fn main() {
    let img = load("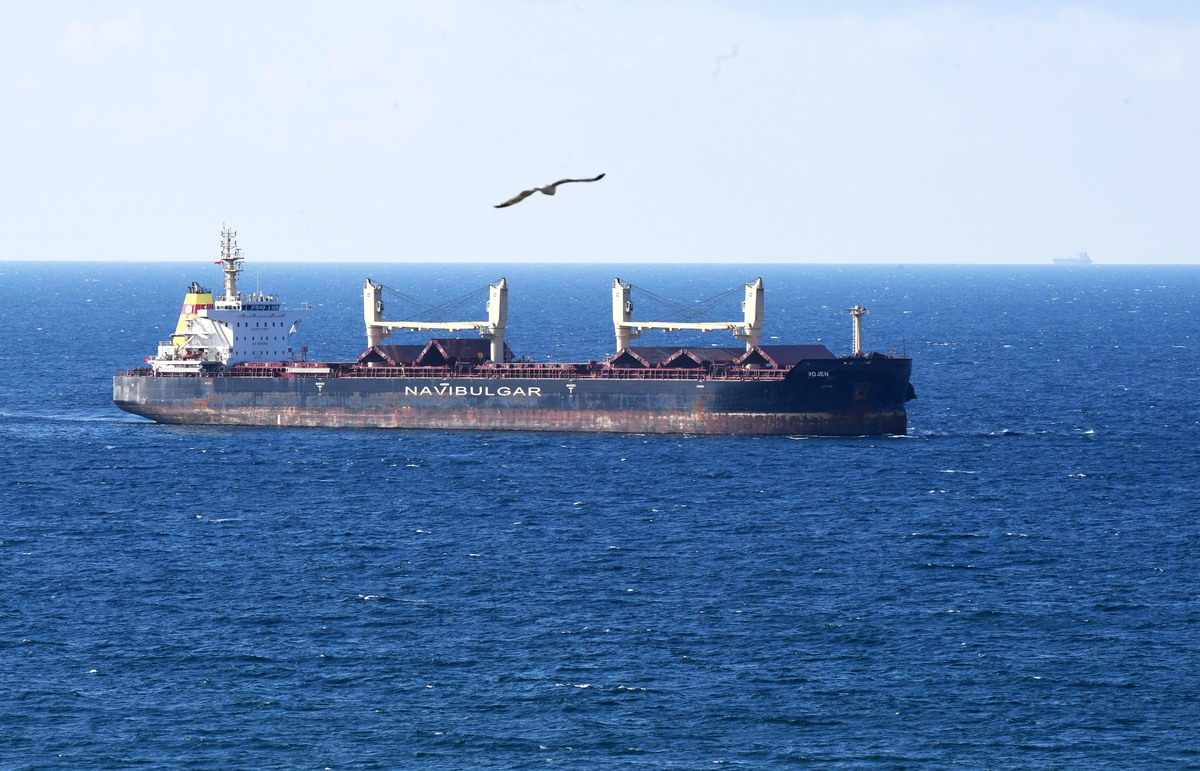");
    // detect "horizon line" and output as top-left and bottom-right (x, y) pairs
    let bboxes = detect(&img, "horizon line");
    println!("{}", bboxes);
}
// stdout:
(2, 258), (1198, 267)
